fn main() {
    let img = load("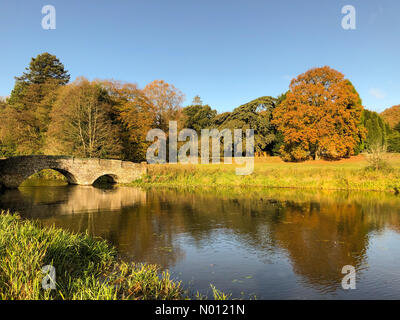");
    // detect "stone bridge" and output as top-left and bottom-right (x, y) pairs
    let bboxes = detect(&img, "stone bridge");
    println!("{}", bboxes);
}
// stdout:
(0, 156), (147, 189)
